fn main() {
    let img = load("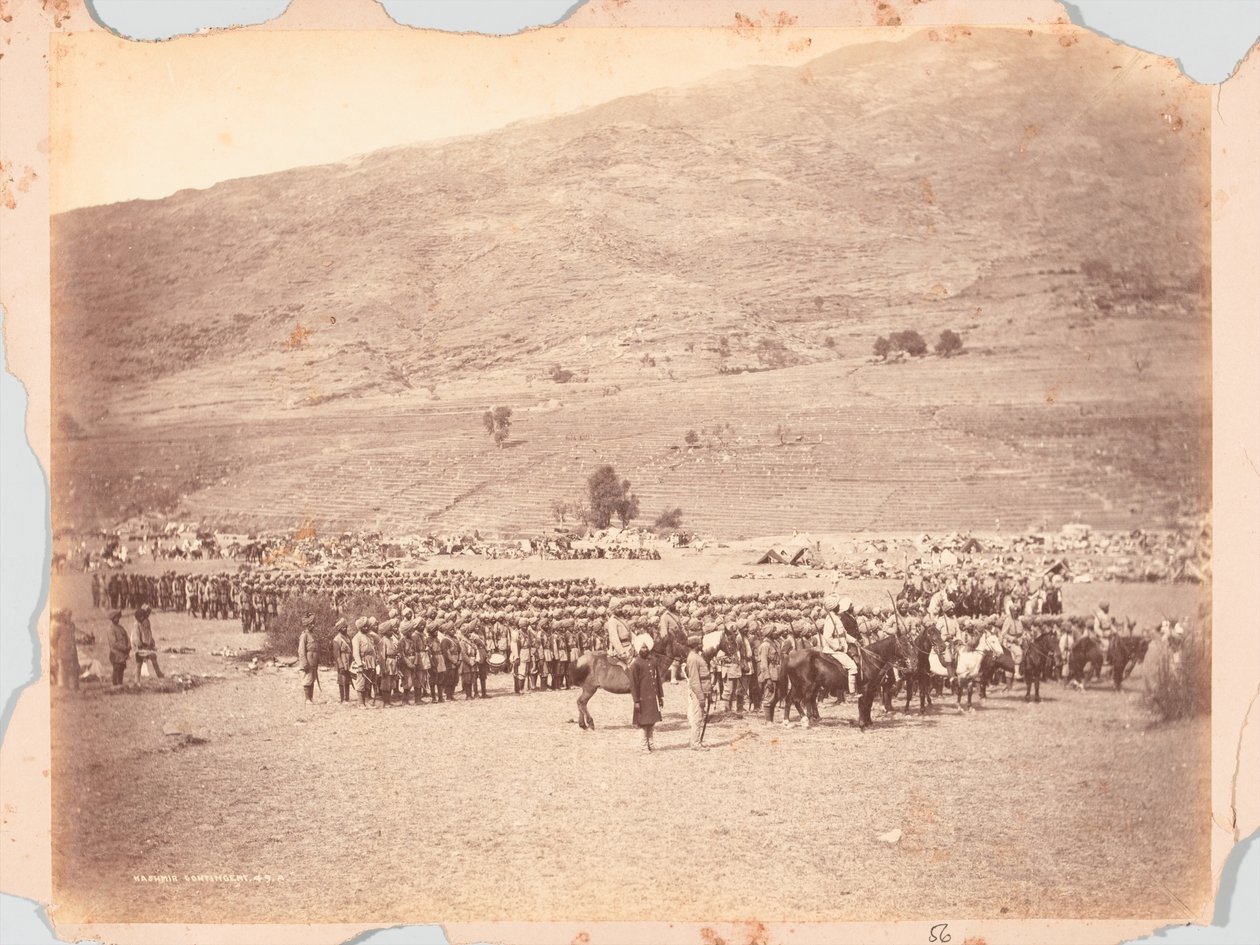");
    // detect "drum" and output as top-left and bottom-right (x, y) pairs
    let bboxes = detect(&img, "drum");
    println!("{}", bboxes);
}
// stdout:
(488, 652), (508, 673)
